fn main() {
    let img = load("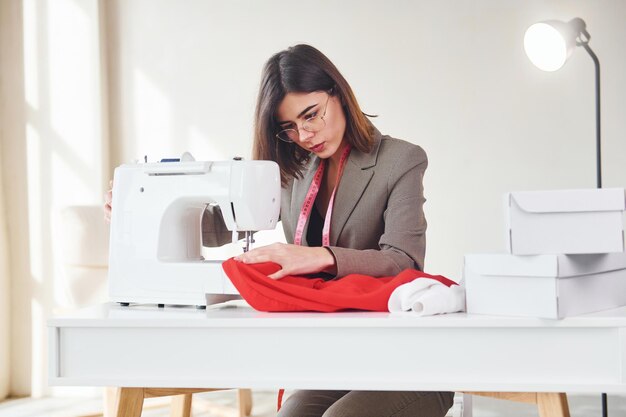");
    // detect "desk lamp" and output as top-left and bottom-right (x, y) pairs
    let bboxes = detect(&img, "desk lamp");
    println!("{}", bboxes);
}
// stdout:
(524, 17), (608, 417)
(523, 17), (602, 188)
